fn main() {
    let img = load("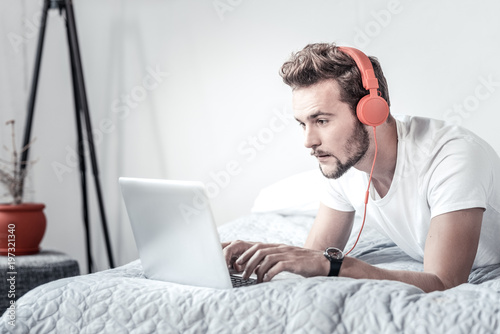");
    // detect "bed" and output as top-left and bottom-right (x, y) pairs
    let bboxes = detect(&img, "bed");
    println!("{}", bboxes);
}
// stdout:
(2, 170), (500, 333)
